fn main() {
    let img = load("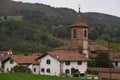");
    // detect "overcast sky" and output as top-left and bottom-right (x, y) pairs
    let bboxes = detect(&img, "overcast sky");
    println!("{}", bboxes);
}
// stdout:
(13, 0), (120, 17)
